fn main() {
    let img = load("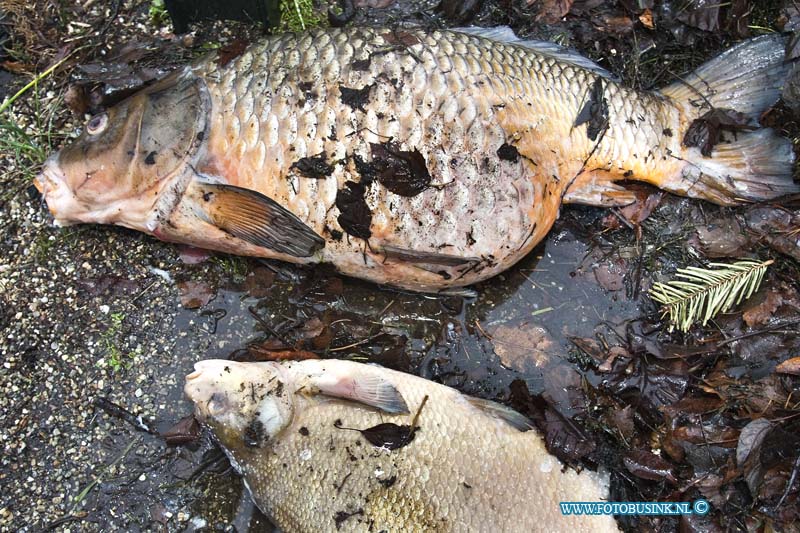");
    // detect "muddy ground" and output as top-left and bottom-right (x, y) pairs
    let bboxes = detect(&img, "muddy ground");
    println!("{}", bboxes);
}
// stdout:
(1, 0), (799, 532)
